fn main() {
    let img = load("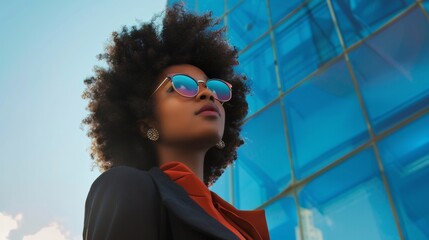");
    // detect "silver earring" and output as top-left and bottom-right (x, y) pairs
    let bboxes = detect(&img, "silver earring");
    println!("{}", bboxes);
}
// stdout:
(216, 139), (225, 149)
(146, 128), (159, 141)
